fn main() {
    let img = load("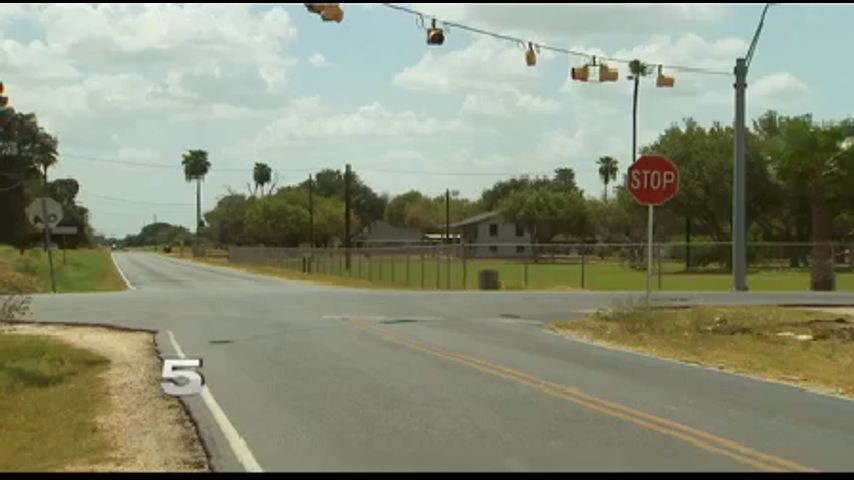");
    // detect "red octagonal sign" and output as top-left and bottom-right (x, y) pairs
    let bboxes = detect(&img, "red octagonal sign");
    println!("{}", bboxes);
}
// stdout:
(627, 155), (679, 206)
